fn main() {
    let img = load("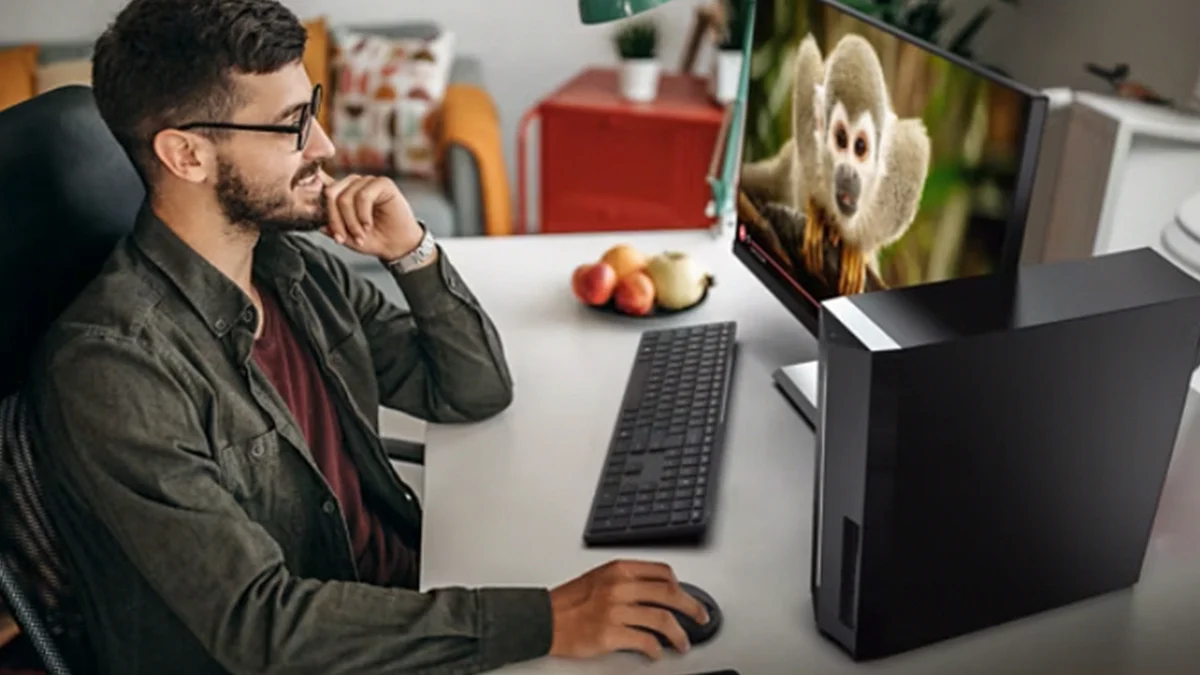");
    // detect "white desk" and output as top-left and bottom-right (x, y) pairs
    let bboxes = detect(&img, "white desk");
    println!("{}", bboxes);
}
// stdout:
(364, 230), (1200, 675)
